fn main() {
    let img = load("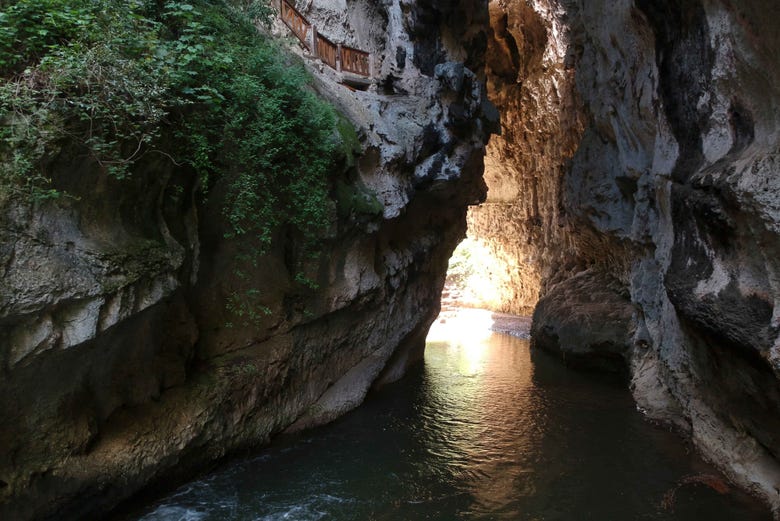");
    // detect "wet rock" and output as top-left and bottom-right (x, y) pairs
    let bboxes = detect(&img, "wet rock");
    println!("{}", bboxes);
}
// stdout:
(473, 0), (780, 512)
(531, 269), (635, 374)
(0, 1), (495, 519)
